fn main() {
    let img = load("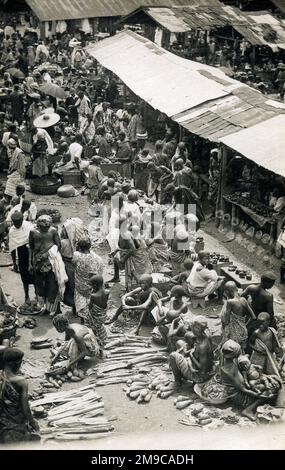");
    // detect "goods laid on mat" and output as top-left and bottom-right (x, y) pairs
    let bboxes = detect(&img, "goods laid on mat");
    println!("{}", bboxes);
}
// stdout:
(88, 333), (168, 386)
(31, 385), (114, 441)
